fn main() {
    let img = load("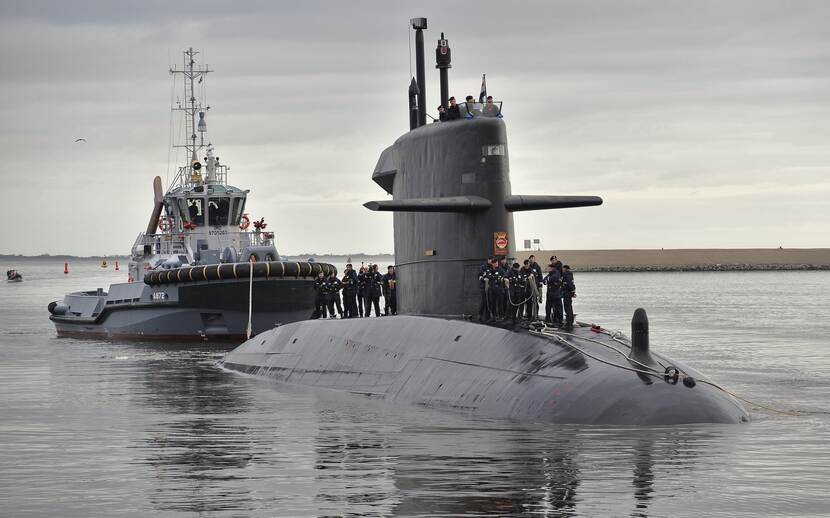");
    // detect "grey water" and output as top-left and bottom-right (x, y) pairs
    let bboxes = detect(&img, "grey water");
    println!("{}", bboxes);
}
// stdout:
(1, 258), (828, 517)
